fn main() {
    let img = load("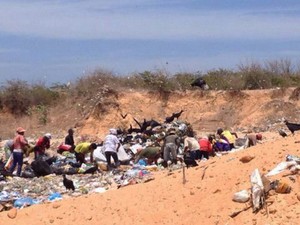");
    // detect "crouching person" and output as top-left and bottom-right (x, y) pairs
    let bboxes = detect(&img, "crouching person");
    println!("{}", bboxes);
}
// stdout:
(74, 142), (97, 164)
(246, 133), (262, 147)
(162, 129), (180, 164)
(33, 133), (52, 160)
(198, 135), (212, 160)
(134, 146), (161, 165)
